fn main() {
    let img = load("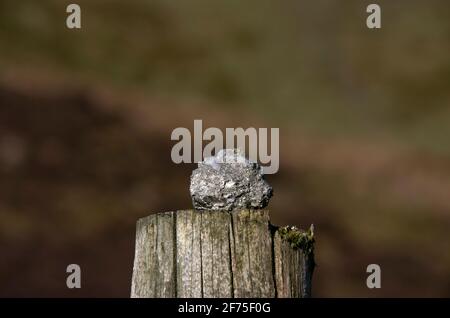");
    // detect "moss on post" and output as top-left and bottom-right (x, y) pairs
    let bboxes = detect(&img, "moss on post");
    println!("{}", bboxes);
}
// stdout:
(278, 225), (315, 254)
